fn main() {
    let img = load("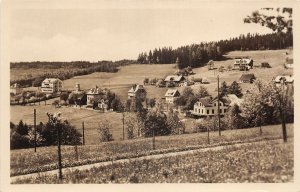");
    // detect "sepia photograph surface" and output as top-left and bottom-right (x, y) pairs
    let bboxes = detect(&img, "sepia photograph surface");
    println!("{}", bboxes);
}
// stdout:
(1, 0), (300, 191)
